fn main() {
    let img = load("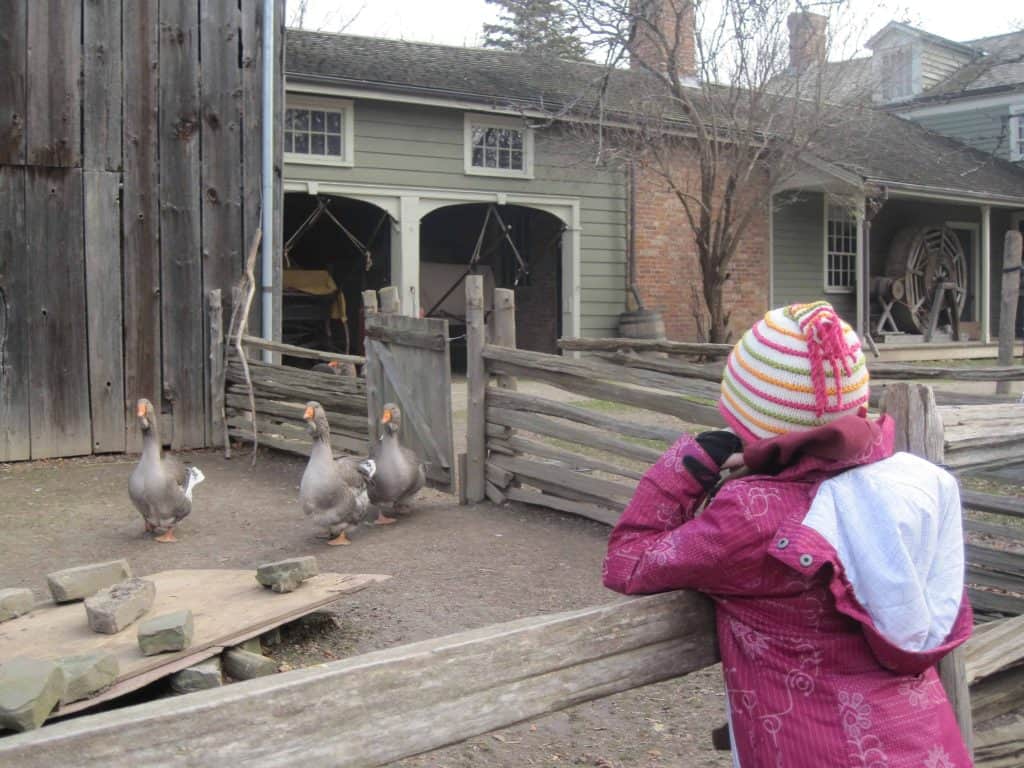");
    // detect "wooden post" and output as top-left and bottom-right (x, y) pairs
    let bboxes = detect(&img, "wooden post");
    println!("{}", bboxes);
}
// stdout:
(493, 288), (517, 391)
(996, 231), (1022, 395)
(465, 275), (486, 503)
(379, 286), (400, 316)
(208, 290), (227, 455)
(881, 382), (972, 756)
